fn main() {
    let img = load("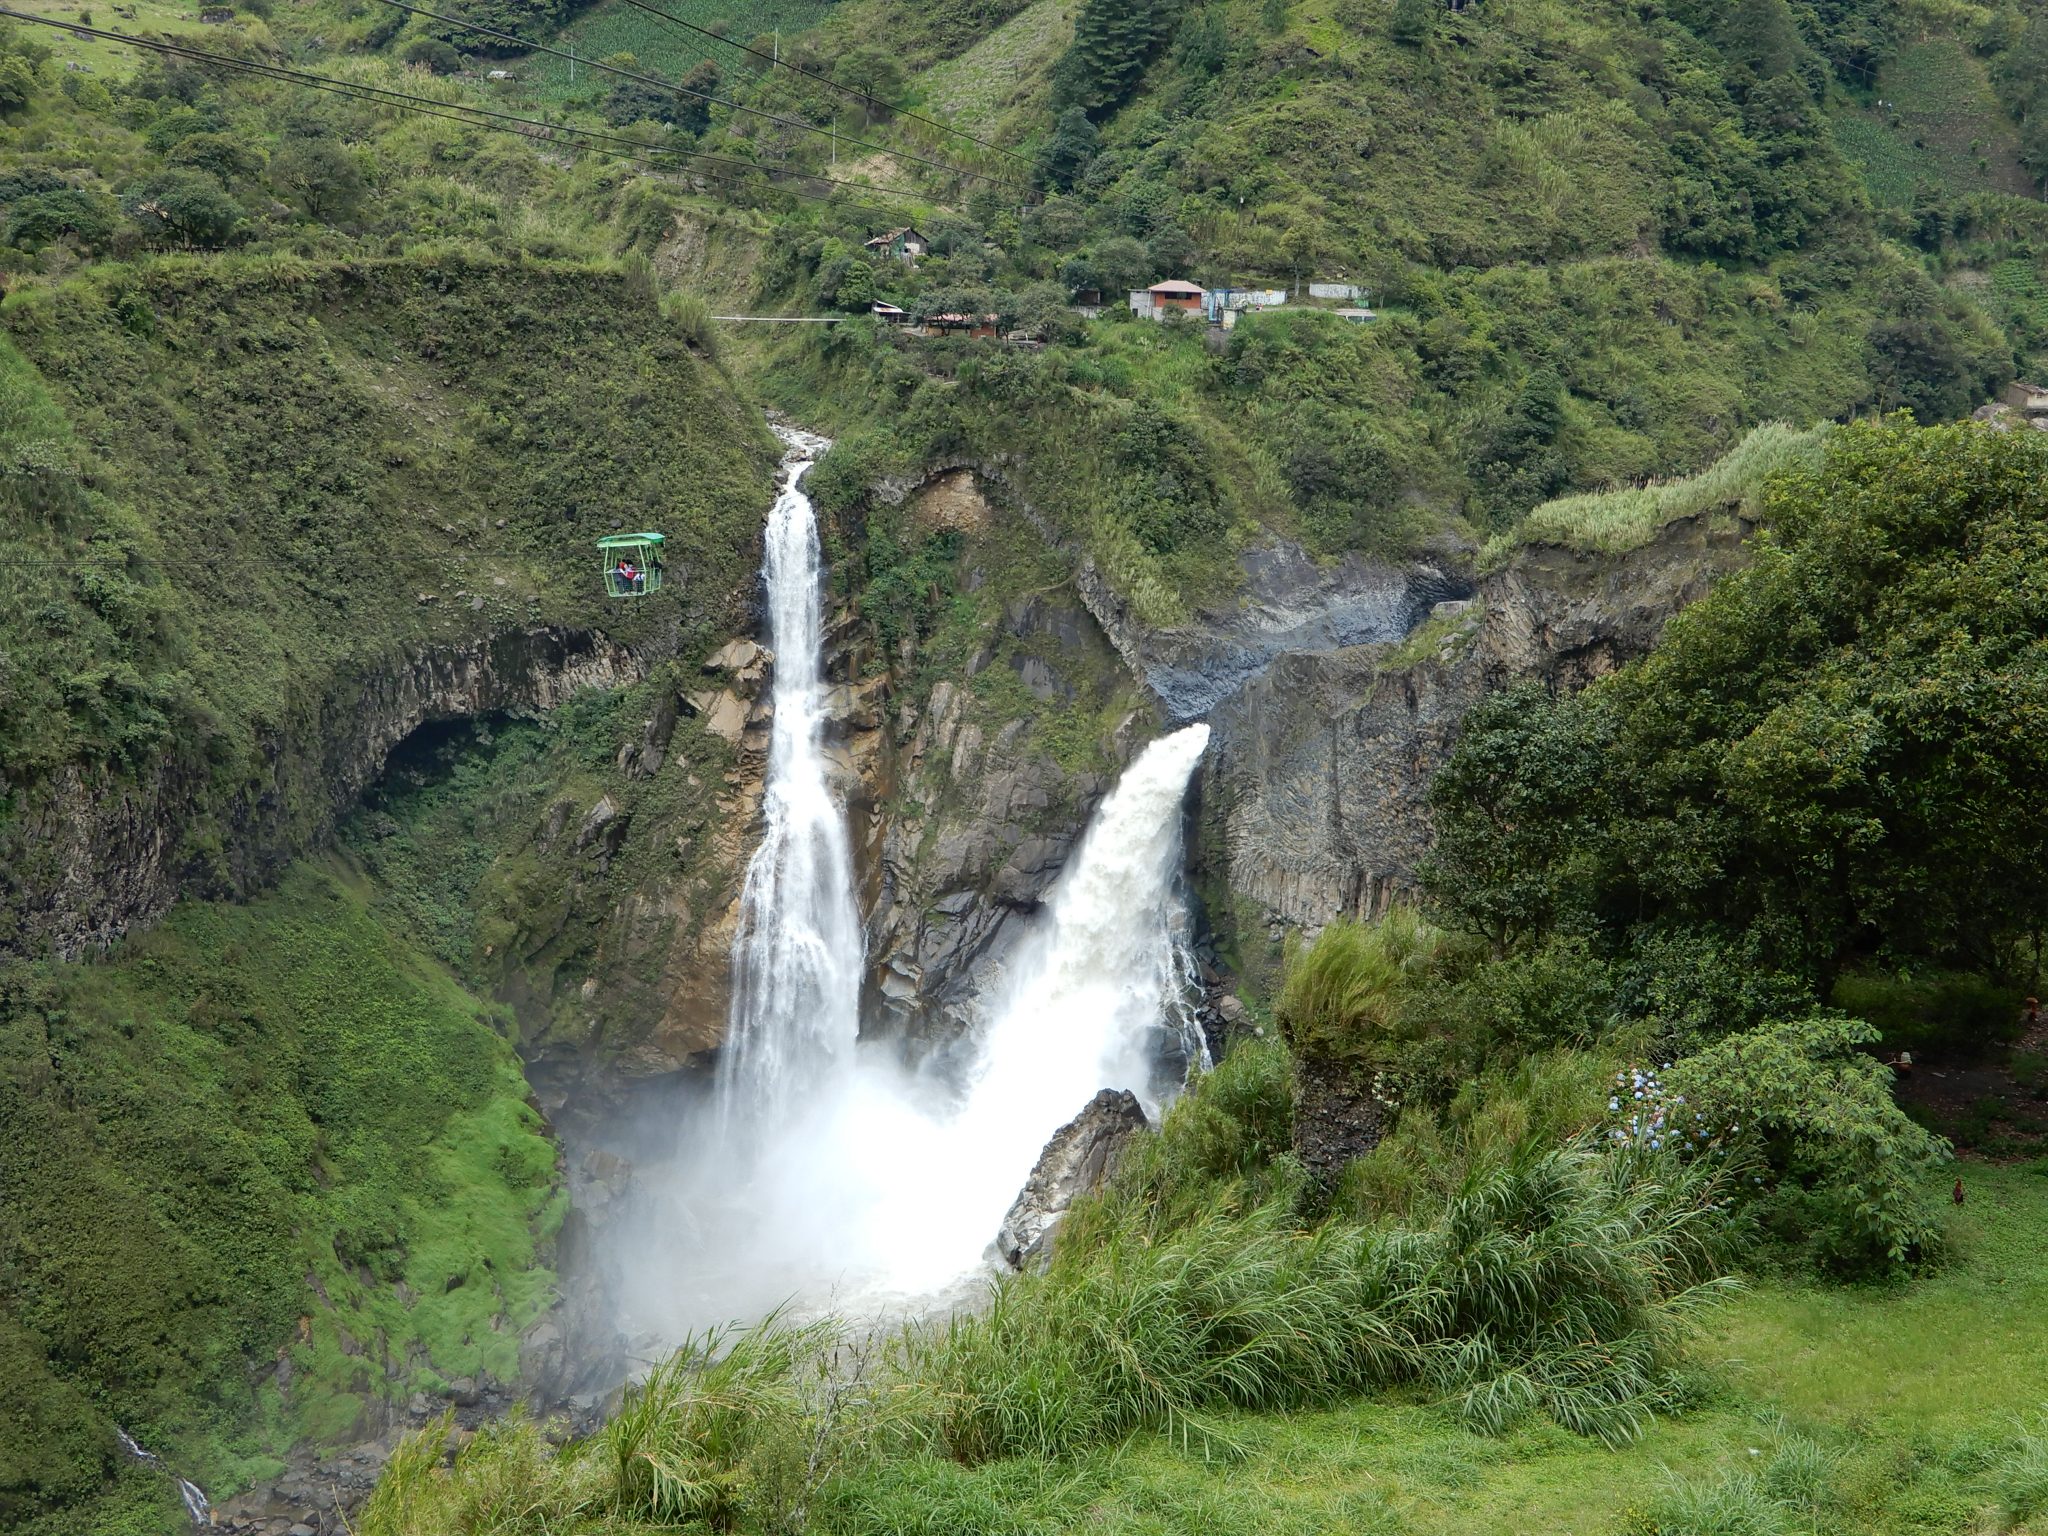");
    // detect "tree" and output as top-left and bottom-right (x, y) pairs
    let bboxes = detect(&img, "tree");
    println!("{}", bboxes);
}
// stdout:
(121, 168), (244, 248)
(269, 140), (365, 222)
(1390, 0), (1434, 46)
(675, 60), (721, 136)
(401, 36), (462, 74)
(831, 45), (902, 116)
(5, 188), (119, 253)
(1147, 225), (1199, 280)
(0, 55), (36, 116)
(1051, 0), (1178, 117)
(167, 131), (265, 186)
(1090, 234), (1152, 295)
(1038, 107), (1099, 193)
(1714, 0), (1804, 89)
(1423, 682), (1611, 953)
